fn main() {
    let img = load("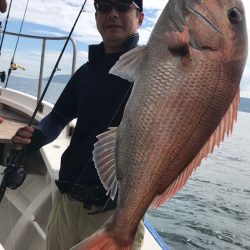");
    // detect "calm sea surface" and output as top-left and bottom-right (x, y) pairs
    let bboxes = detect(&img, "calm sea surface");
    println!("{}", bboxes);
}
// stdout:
(146, 111), (250, 250)
(6, 79), (250, 250)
